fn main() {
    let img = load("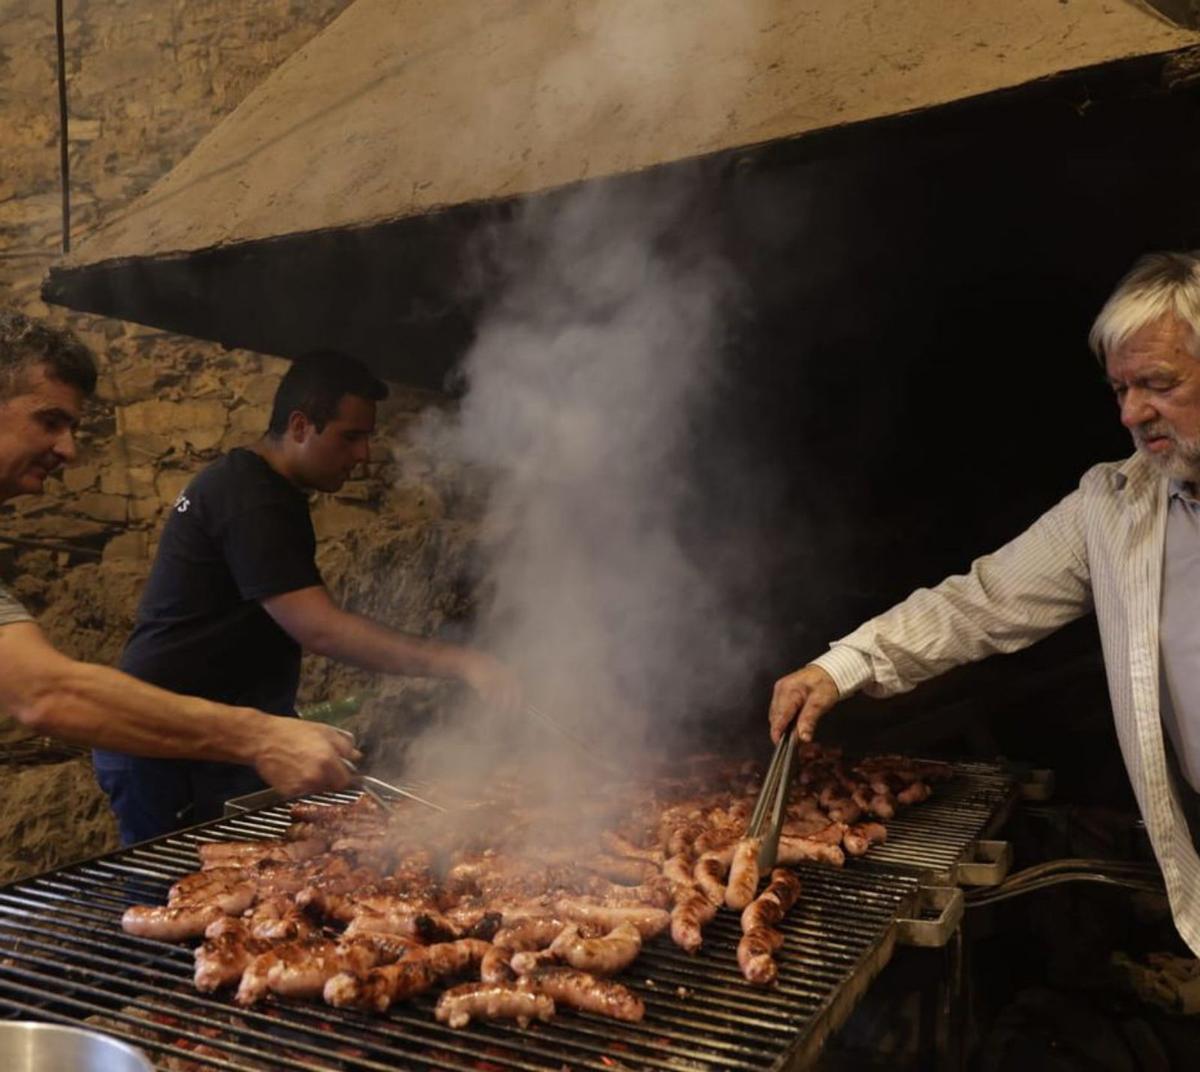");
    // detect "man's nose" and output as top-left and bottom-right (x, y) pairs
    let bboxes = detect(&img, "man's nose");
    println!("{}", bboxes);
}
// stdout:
(55, 429), (78, 462)
(1120, 389), (1155, 429)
